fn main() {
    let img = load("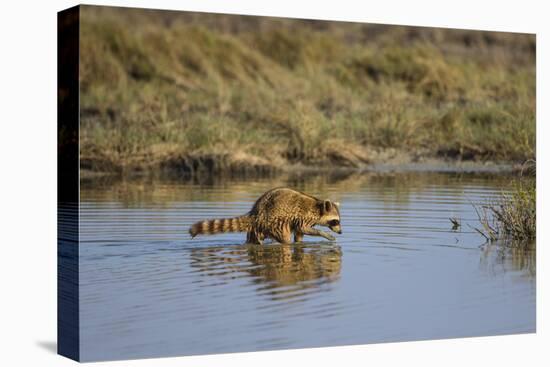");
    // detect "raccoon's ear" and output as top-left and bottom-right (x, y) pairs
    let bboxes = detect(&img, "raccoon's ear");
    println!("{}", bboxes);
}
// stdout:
(334, 202), (340, 208)
(323, 200), (332, 213)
